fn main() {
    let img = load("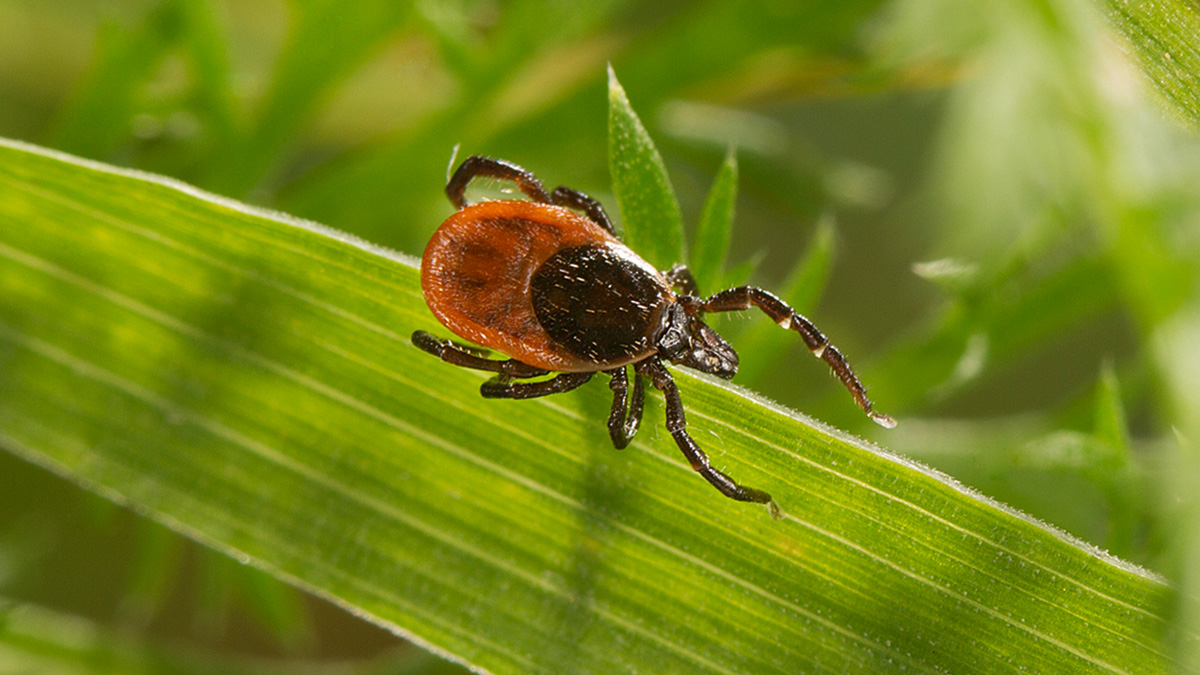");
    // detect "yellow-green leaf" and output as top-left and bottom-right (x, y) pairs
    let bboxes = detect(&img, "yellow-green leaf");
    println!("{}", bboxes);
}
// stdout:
(0, 139), (1175, 674)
